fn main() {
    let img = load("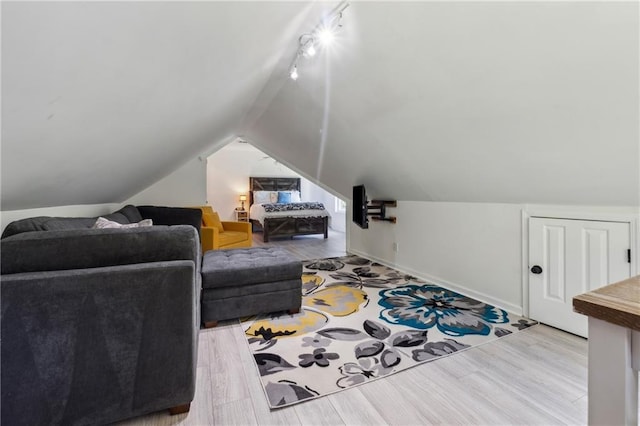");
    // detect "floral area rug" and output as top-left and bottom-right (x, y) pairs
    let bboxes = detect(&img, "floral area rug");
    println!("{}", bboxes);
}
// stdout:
(241, 255), (537, 409)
